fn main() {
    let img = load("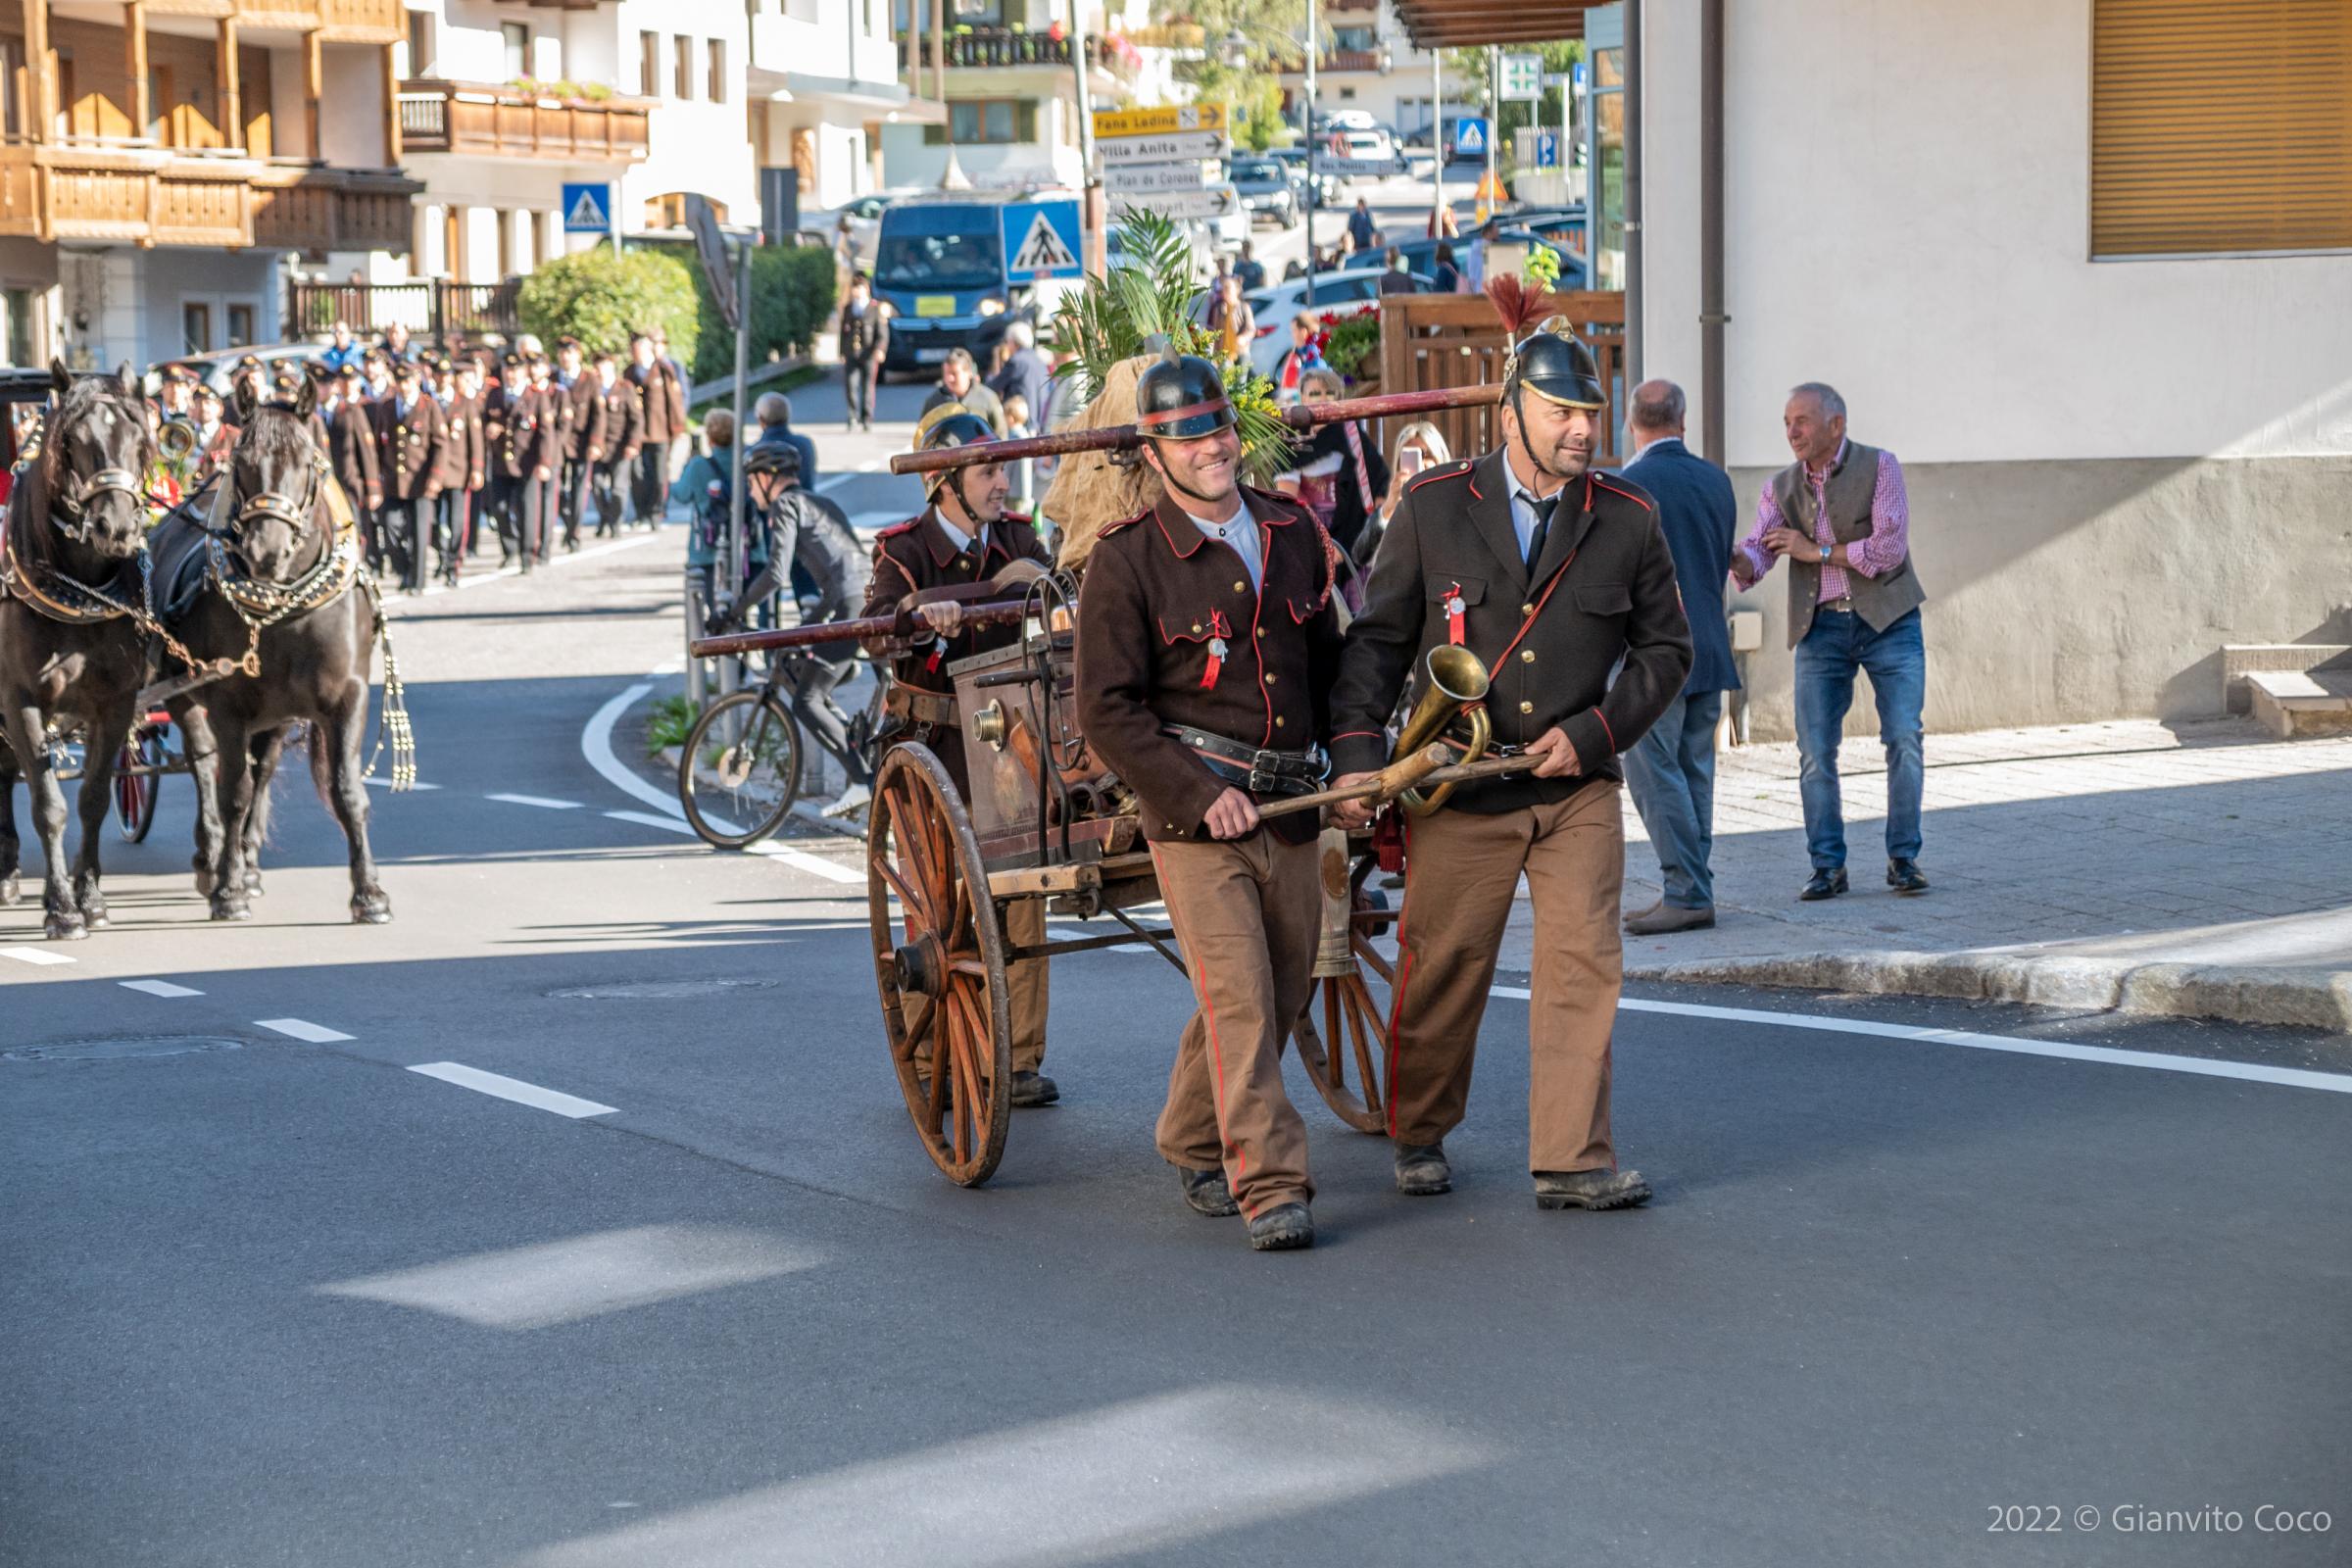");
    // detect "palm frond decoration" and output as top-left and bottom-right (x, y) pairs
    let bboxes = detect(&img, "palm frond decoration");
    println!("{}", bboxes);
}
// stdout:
(1047, 208), (1295, 482)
